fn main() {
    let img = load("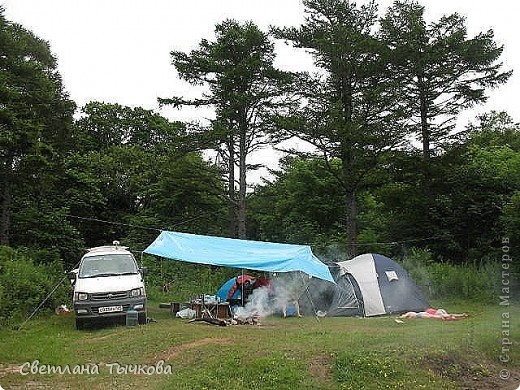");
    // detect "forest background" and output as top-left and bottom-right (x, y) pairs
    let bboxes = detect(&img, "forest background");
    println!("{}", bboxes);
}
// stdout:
(0, 0), (518, 323)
